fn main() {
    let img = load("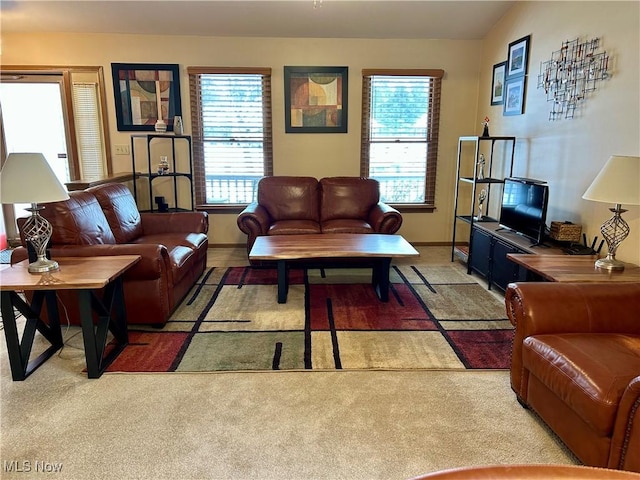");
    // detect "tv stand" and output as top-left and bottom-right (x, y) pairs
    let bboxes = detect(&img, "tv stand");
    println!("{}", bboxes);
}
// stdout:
(467, 222), (564, 291)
